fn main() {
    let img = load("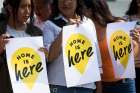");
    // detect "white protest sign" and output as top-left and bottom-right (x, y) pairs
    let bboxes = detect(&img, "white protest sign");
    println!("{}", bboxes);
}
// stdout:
(6, 37), (50, 93)
(63, 18), (101, 87)
(106, 22), (136, 78)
